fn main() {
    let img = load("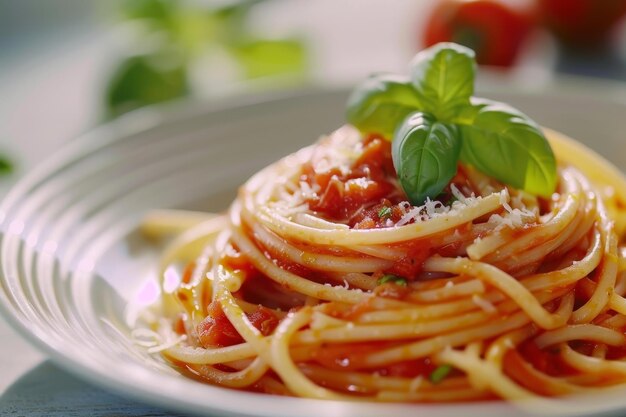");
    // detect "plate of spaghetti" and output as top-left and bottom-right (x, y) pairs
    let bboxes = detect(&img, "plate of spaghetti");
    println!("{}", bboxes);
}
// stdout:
(3, 43), (626, 417)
